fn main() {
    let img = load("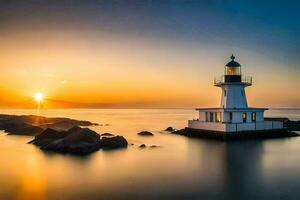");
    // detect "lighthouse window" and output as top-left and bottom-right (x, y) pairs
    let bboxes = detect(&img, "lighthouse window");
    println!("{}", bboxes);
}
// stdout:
(242, 112), (247, 122)
(209, 112), (214, 122)
(205, 112), (208, 122)
(229, 112), (233, 121)
(251, 112), (256, 122)
(225, 66), (241, 76)
(215, 112), (221, 122)
(241, 90), (243, 96)
(224, 90), (227, 96)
